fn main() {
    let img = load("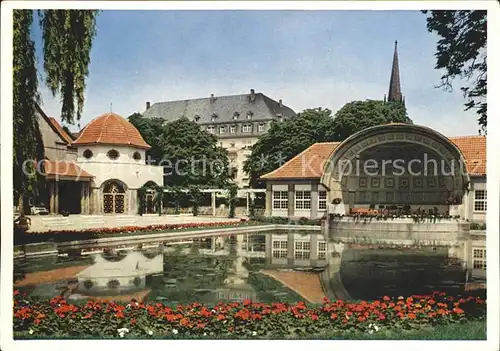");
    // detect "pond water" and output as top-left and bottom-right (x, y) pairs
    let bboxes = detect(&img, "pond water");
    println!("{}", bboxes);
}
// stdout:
(14, 230), (468, 304)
